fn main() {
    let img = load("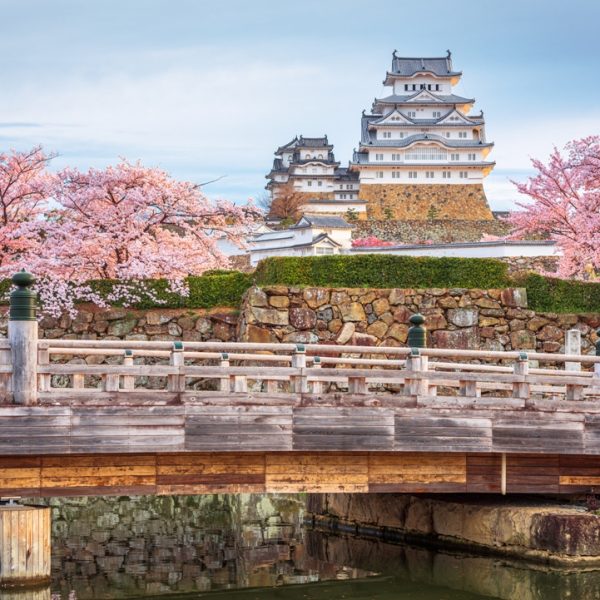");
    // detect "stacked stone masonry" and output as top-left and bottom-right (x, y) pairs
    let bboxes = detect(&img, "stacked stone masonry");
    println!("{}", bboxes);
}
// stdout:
(353, 219), (511, 243)
(240, 286), (600, 354)
(360, 184), (494, 220)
